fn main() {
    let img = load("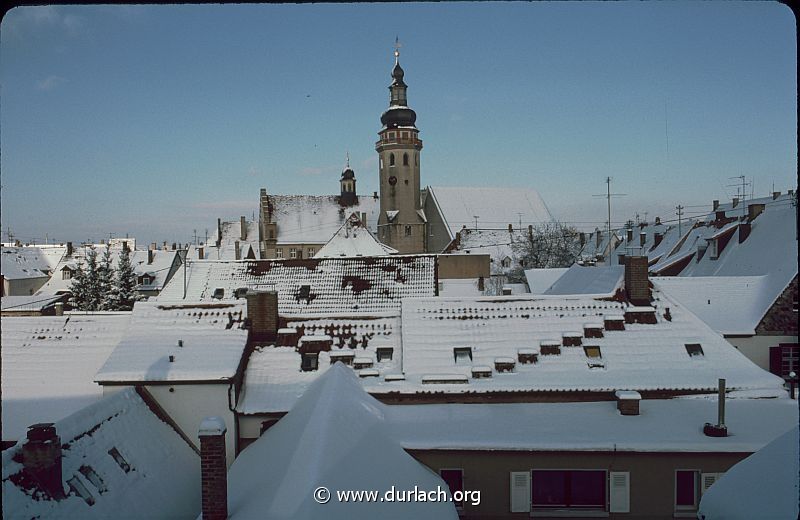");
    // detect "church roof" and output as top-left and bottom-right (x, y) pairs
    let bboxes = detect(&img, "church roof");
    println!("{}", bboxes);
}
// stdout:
(427, 186), (555, 240)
